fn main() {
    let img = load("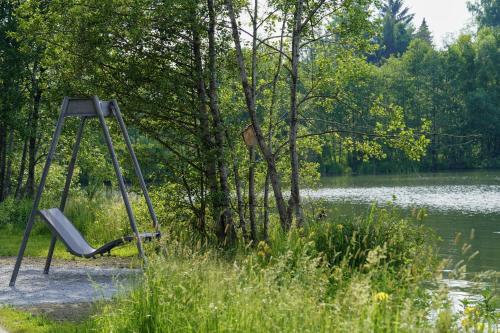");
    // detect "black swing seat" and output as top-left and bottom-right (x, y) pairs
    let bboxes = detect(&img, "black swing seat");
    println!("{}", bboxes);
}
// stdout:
(38, 208), (160, 258)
